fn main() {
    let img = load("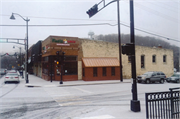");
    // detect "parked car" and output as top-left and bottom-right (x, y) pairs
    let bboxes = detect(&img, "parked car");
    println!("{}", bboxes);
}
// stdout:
(4, 71), (20, 83)
(0, 68), (6, 75)
(137, 71), (166, 84)
(166, 72), (180, 83)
